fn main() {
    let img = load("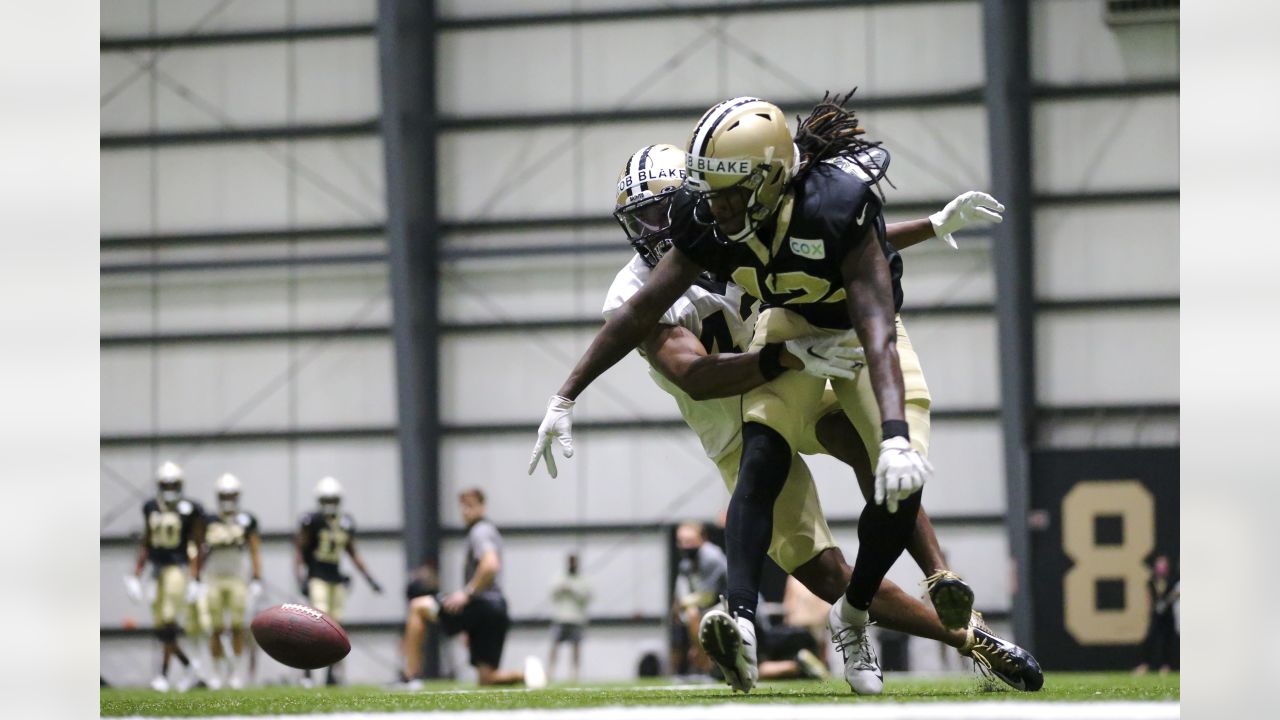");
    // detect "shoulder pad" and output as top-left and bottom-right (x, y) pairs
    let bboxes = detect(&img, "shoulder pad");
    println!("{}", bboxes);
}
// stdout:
(177, 500), (193, 515)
